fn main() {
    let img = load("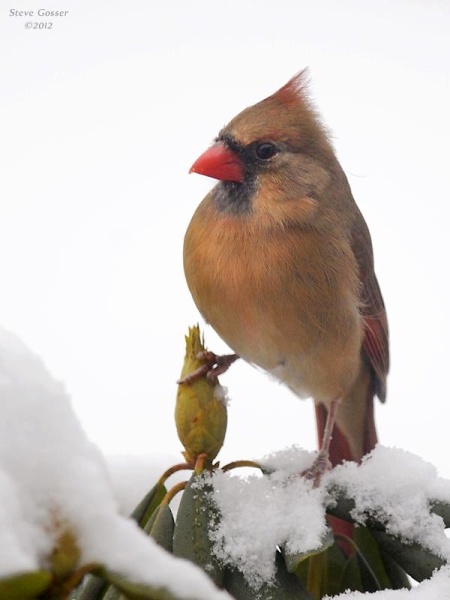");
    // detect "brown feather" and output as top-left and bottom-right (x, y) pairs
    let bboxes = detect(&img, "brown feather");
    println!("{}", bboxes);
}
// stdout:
(350, 212), (389, 402)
